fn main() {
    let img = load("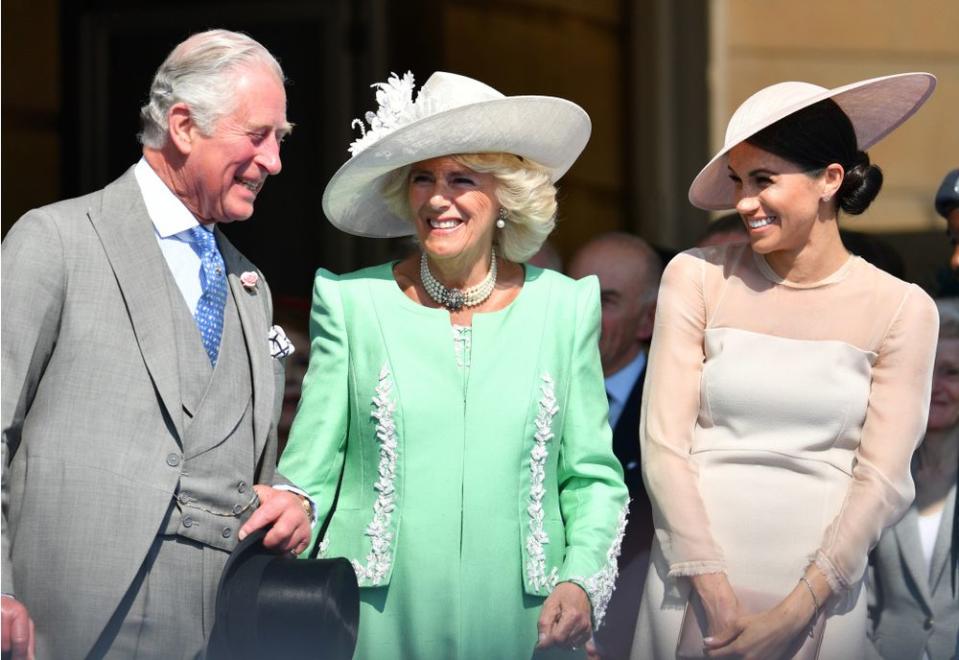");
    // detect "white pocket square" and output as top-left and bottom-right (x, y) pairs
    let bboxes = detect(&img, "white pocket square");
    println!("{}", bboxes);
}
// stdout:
(268, 325), (295, 359)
